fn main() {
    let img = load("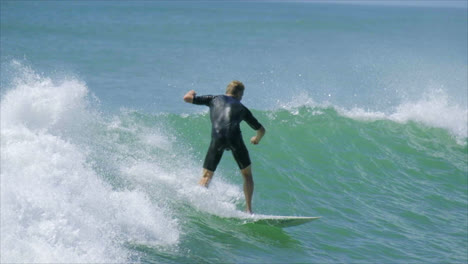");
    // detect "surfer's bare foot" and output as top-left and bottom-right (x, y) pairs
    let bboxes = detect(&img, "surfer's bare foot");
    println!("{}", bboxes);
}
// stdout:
(199, 169), (214, 187)
(198, 178), (209, 187)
